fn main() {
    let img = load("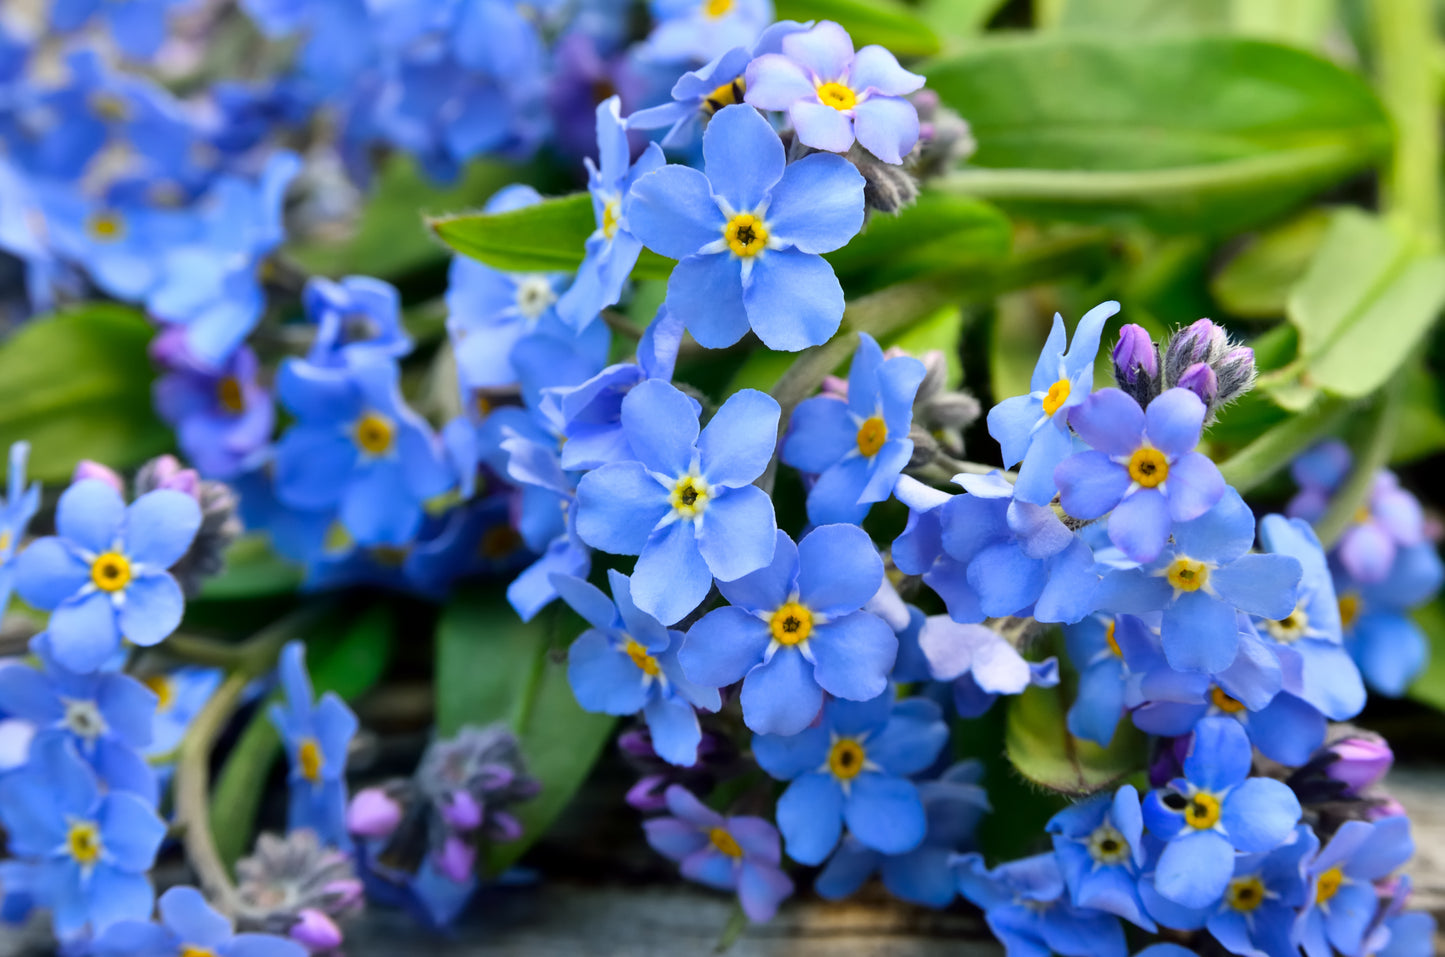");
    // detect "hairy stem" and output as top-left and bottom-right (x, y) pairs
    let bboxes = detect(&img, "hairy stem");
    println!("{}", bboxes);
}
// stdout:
(1214, 398), (1350, 494)
(1314, 377), (1406, 548)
